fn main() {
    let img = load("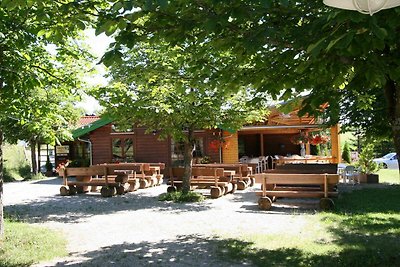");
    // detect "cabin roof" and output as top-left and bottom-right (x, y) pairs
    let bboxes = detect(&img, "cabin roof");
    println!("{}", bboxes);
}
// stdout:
(72, 116), (113, 138)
